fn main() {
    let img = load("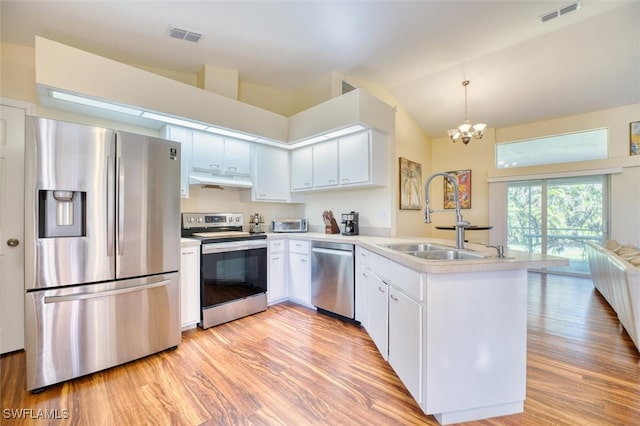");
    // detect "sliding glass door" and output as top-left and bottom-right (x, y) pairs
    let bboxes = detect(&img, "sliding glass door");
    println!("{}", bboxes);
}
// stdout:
(507, 175), (608, 276)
